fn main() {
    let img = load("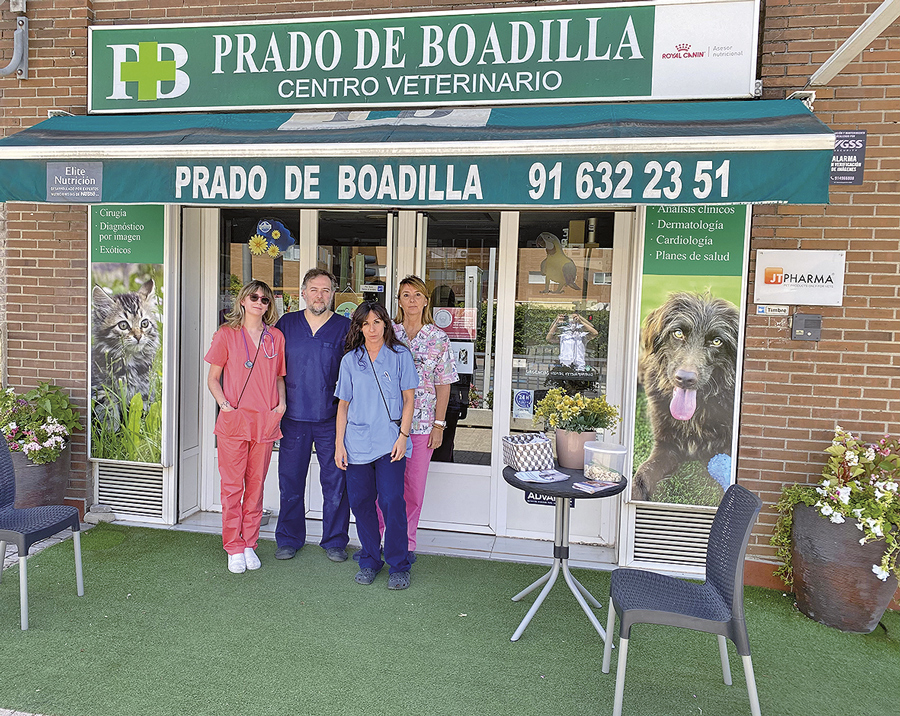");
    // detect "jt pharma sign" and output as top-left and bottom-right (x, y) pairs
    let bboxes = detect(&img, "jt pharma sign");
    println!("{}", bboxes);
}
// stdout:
(88, 1), (759, 113)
